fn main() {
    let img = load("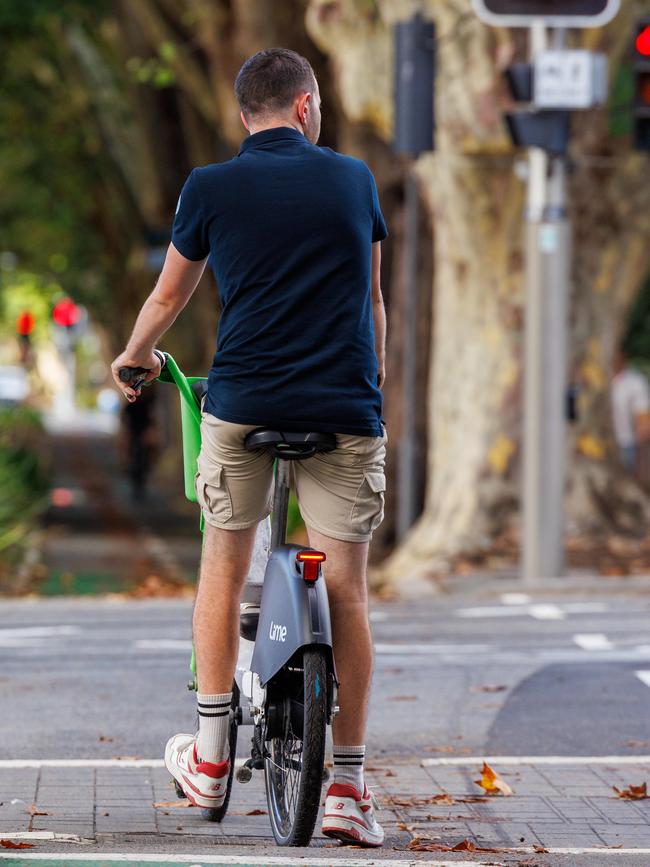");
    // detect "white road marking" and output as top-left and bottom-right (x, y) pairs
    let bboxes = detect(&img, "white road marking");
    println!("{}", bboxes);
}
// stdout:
(0, 853), (483, 866)
(500, 592), (531, 605)
(0, 832), (90, 843)
(0, 626), (81, 637)
(0, 758), (246, 770)
(573, 633), (614, 651)
(458, 601), (607, 620)
(134, 639), (193, 651)
(422, 754), (650, 766)
(374, 643), (491, 655)
(636, 670), (650, 688)
(369, 610), (389, 622)
(529, 603), (565, 620)
(0, 759), (166, 768)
